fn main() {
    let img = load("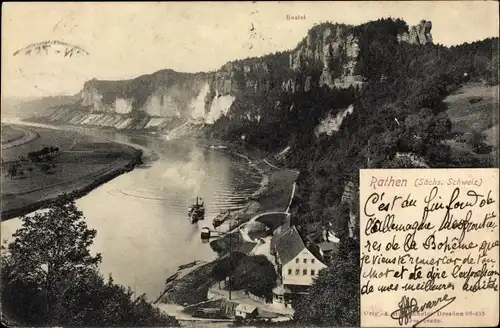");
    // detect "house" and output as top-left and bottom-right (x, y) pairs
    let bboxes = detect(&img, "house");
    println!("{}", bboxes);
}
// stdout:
(234, 304), (259, 319)
(275, 226), (327, 287)
(297, 221), (340, 244)
(271, 226), (327, 307)
(272, 215), (291, 239)
(317, 241), (339, 264)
